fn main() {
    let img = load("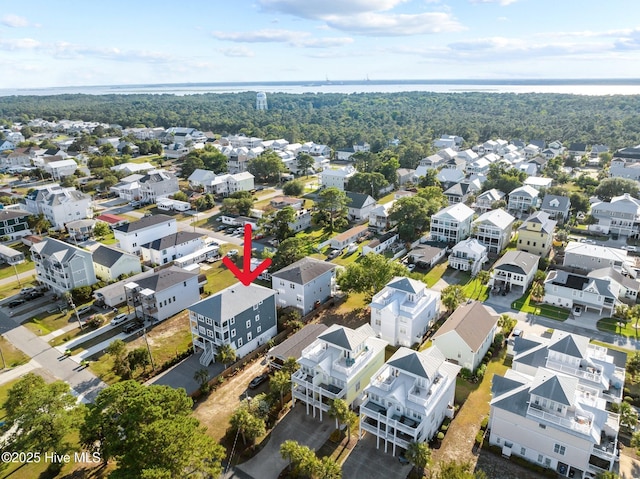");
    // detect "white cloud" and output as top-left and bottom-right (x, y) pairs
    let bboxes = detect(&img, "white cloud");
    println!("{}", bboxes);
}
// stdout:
(324, 12), (464, 36)
(218, 46), (255, 57)
(0, 37), (41, 50)
(469, 0), (518, 5)
(212, 29), (353, 48)
(1, 14), (30, 28)
(258, 0), (409, 18)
